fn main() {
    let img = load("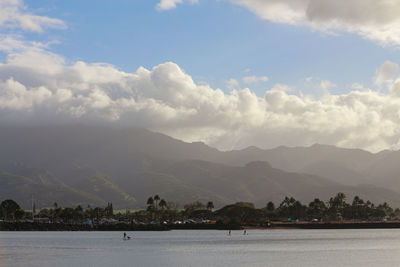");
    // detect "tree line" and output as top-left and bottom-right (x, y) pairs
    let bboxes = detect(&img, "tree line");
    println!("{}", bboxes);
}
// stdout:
(267, 193), (397, 221)
(0, 192), (399, 224)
